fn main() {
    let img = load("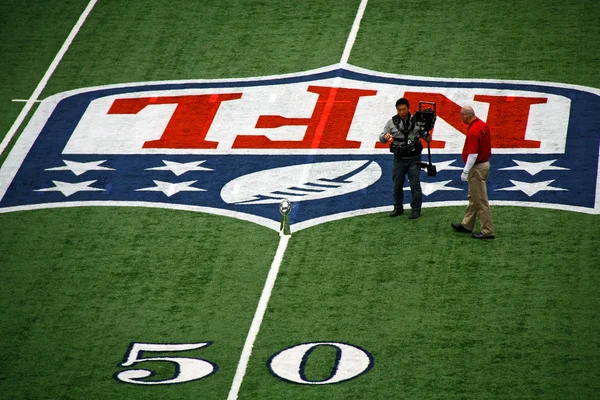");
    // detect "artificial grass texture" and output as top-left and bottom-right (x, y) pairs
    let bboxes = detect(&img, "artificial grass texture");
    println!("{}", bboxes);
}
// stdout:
(0, 207), (279, 399)
(239, 206), (600, 399)
(1, 1), (599, 398)
(1, 208), (598, 399)
(41, 0), (363, 96)
(352, 0), (600, 89)
(0, 0), (91, 161)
